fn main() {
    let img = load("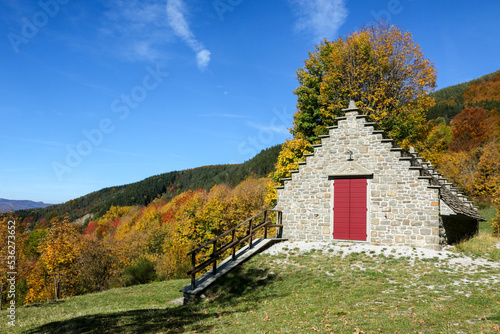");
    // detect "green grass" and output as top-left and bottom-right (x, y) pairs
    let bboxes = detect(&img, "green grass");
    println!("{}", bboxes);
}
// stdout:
(479, 207), (497, 234)
(6, 246), (500, 334)
(454, 230), (500, 261)
(4, 279), (189, 334)
(453, 207), (500, 261)
(6, 215), (499, 333)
